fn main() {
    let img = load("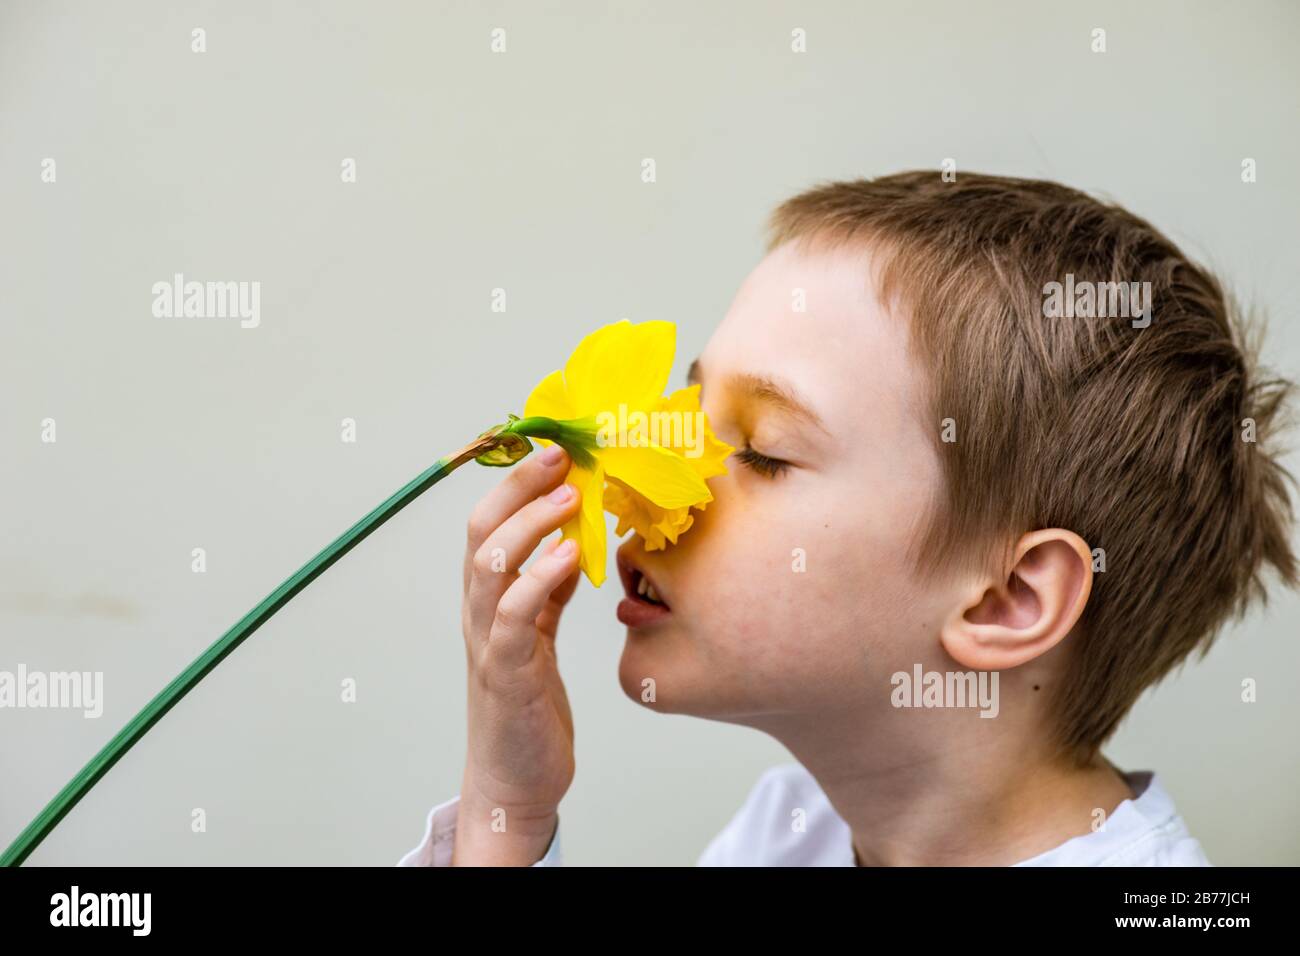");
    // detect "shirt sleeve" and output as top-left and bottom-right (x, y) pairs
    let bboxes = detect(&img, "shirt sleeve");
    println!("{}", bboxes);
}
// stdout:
(397, 794), (562, 867)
